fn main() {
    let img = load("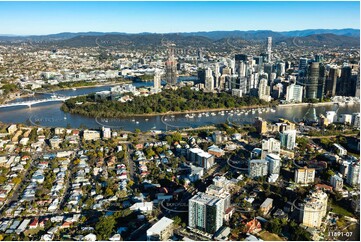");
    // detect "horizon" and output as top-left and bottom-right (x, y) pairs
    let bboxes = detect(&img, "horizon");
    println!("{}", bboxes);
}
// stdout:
(0, 1), (359, 35)
(0, 27), (360, 37)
